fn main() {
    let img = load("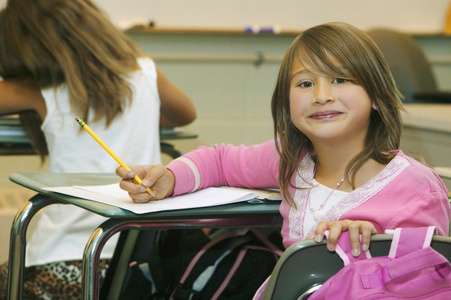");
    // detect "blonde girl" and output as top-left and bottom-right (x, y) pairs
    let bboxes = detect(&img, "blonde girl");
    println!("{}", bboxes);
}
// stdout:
(0, 0), (195, 298)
